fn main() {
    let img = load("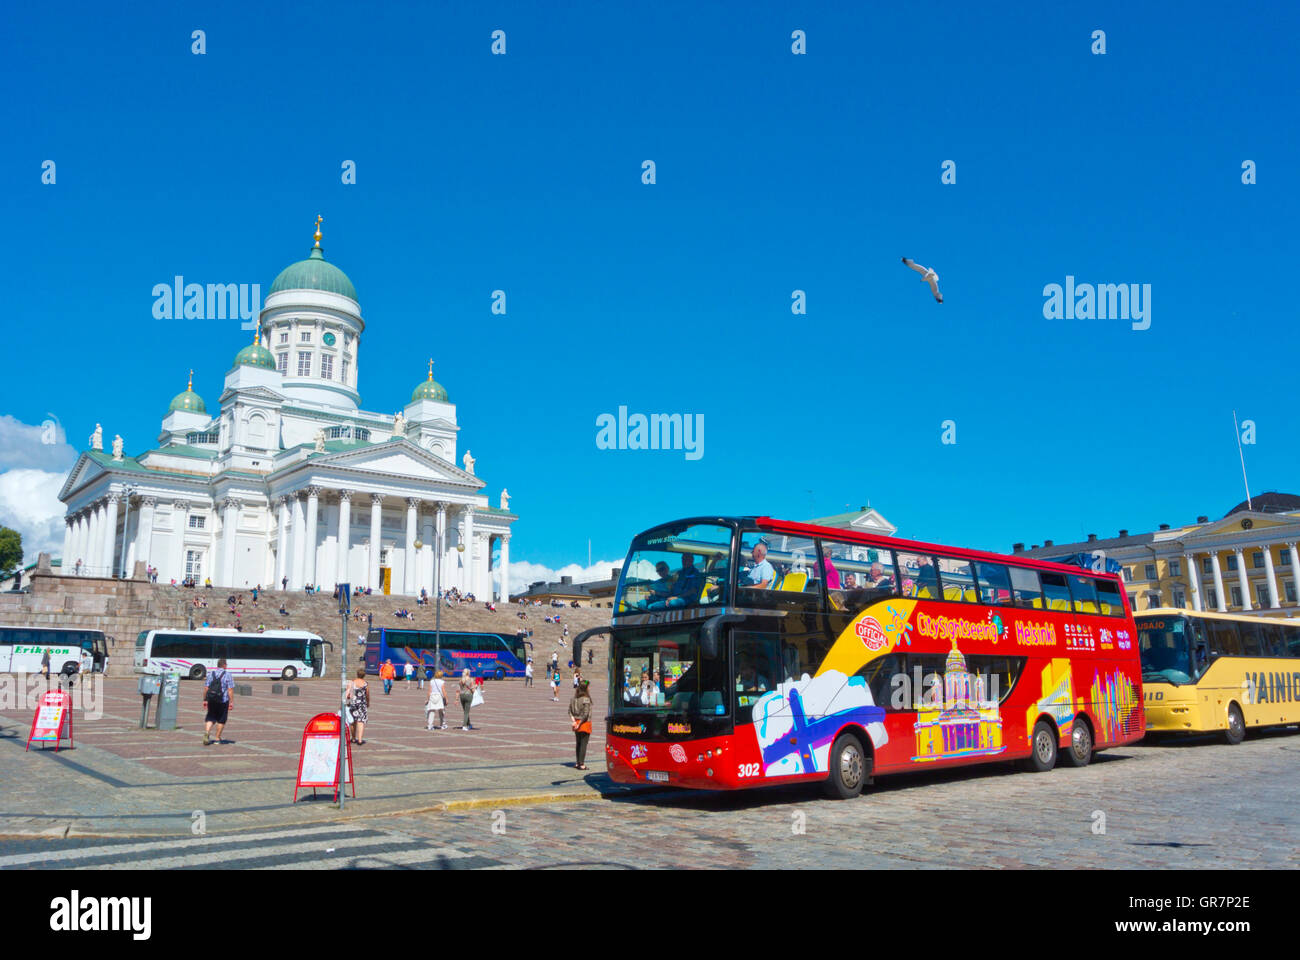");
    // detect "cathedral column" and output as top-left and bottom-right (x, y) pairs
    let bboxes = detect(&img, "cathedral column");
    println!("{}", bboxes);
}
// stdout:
(1185, 553), (1202, 612)
(1234, 548), (1252, 611)
(1210, 552), (1227, 612)
(303, 487), (320, 588)
(221, 497), (240, 588)
(404, 498), (420, 595)
(86, 501), (102, 577)
(499, 533), (510, 602)
(1289, 543), (1300, 607)
(336, 490), (352, 586)
(462, 507), (475, 596)
(136, 497), (157, 573)
(171, 501), (190, 584)
(68, 513), (82, 572)
(275, 496), (290, 587)
(101, 494), (120, 579)
(291, 493), (307, 590)
(1262, 546), (1281, 609)
(368, 494), (382, 592)
(62, 517), (74, 570)
(421, 508), (435, 598)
